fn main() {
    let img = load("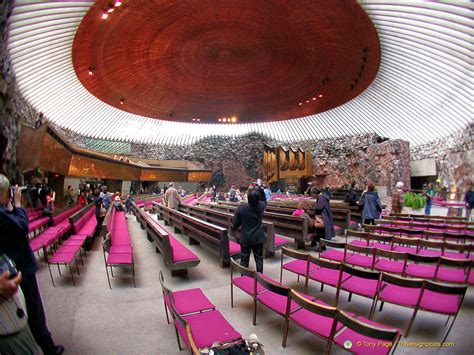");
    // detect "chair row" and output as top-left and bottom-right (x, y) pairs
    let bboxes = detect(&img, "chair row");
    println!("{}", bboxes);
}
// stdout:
(363, 224), (474, 243)
(317, 239), (473, 285)
(377, 220), (474, 235)
(347, 230), (474, 260)
(102, 207), (135, 288)
(278, 249), (467, 341)
(159, 271), (243, 354)
(230, 259), (402, 354)
(133, 202), (200, 276)
(389, 212), (471, 223)
(45, 205), (99, 286)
